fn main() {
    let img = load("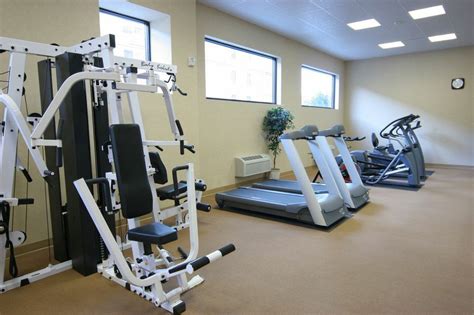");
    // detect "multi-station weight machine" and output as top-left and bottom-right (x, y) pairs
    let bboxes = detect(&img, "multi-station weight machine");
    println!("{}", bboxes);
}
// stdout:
(0, 34), (235, 313)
